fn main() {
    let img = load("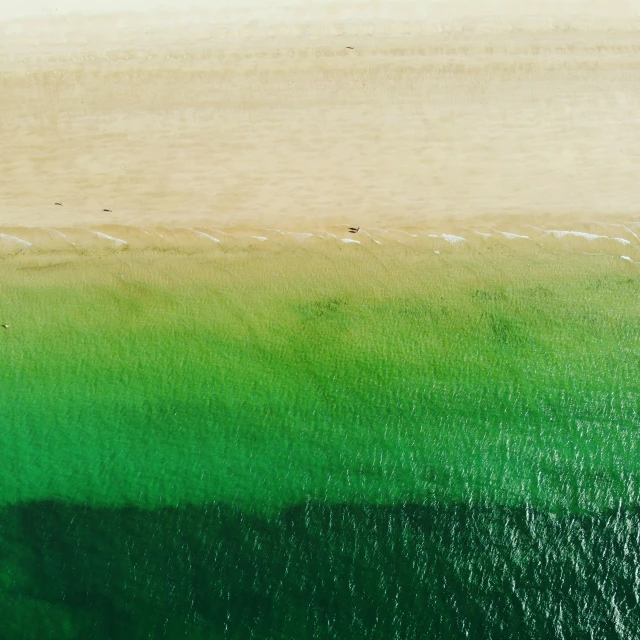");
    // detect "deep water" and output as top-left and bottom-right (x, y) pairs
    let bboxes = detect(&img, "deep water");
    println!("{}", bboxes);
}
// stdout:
(2, 501), (639, 639)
